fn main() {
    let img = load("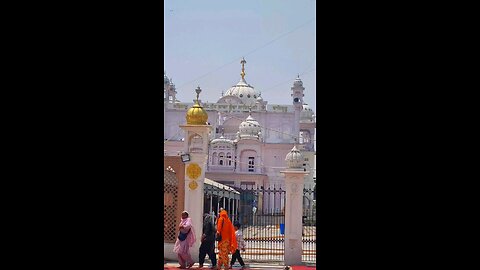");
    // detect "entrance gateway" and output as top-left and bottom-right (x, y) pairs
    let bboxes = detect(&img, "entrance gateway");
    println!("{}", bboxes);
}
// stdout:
(163, 161), (316, 263)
